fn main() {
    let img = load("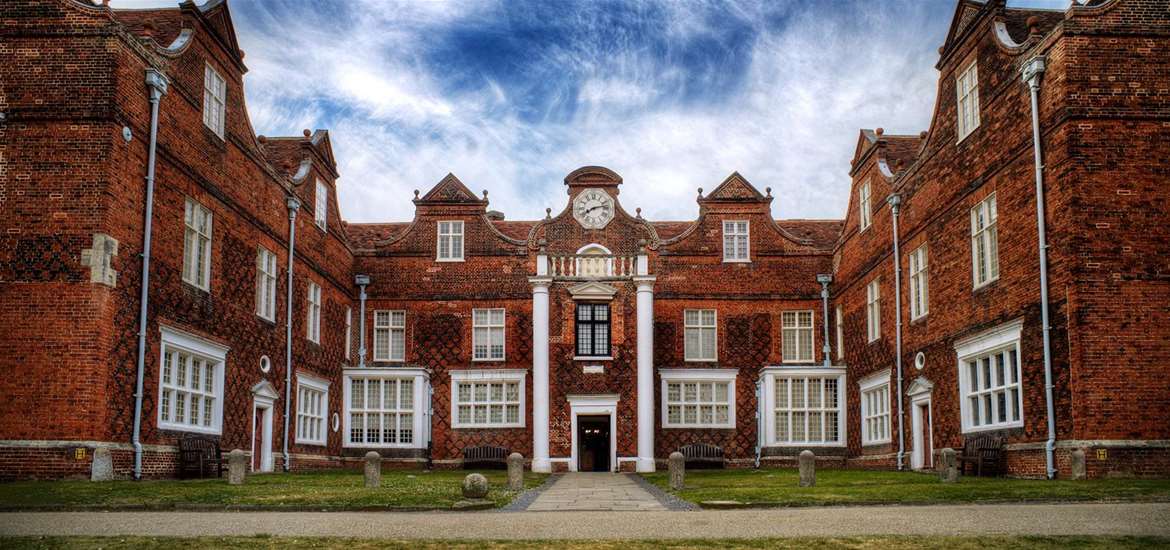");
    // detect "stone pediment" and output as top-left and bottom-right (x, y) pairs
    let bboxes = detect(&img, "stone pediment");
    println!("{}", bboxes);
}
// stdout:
(907, 376), (934, 397)
(701, 172), (769, 203)
(417, 173), (483, 204)
(567, 281), (618, 301)
(251, 379), (279, 400)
